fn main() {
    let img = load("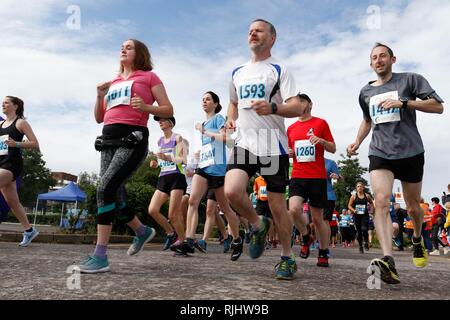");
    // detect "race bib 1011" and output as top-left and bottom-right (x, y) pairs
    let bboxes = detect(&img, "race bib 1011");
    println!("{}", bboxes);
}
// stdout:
(105, 80), (134, 110)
